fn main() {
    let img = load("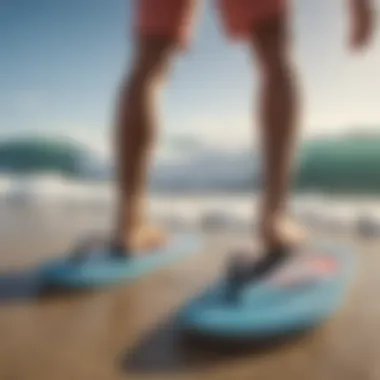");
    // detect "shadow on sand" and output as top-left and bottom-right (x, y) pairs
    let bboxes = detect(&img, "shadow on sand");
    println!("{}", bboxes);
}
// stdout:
(121, 315), (310, 375)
